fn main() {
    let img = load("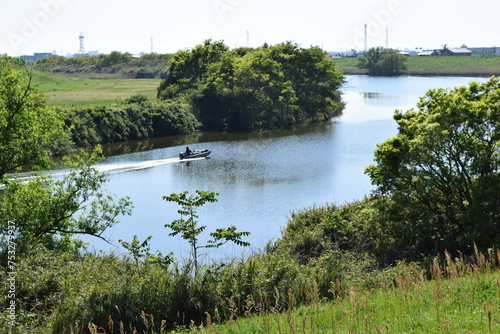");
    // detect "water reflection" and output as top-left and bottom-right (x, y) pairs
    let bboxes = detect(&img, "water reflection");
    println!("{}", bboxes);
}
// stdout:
(361, 92), (381, 98)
